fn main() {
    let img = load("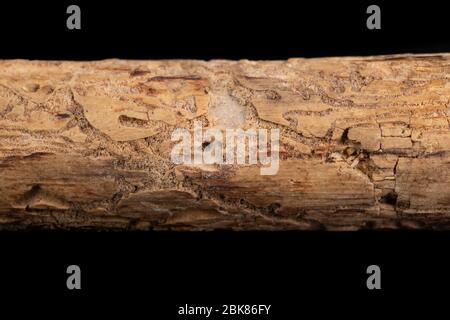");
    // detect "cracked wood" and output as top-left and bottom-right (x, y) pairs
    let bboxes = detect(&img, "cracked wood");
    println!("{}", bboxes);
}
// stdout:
(0, 54), (450, 230)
